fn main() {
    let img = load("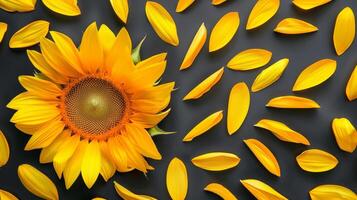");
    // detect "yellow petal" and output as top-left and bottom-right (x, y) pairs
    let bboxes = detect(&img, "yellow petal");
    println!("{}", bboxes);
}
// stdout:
(292, 0), (332, 10)
(240, 179), (287, 200)
(145, 1), (179, 46)
(266, 95), (320, 109)
(81, 140), (101, 188)
(255, 119), (310, 145)
(18, 75), (62, 100)
(332, 118), (357, 153)
(346, 65), (357, 101)
(227, 48), (272, 71)
(114, 181), (157, 200)
(252, 58), (289, 92)
(39, 131), (70, 163)
(211, 0), (228, 6)
(0, 22), (8, 43)
(110, 0), (129, 23)
(204, 183), (237, 200)
(98, 24), (116, 57)
(293, 59), (337, 91)
(227, 82), (250, 135)
(166, 157), (188, 200)
(209, 12), (240, 52)
(180, 23), (207, 70)
(183, 67), (224, 100)
(296, 149), (338, 172)
(333, 7), (355, 55)
(176, 0), (195, 12)
(92, 198), (106, 200)
(0, 0), (36, 12)
(183, 110), (223, 142)
(42, 0), (81, 16)
(0, 189), (19, 200)
(9, 20), (49, 48)
(310, 185), (357, 200)
(11, 105), (60, 126)
(274, 18), (318, 34)
(0, 130), (10, 167)
(244, 139), (280, 176)
(18, 164), (59, 200)
(191, 152), (240, 171)
(246, 0), (280, 30)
